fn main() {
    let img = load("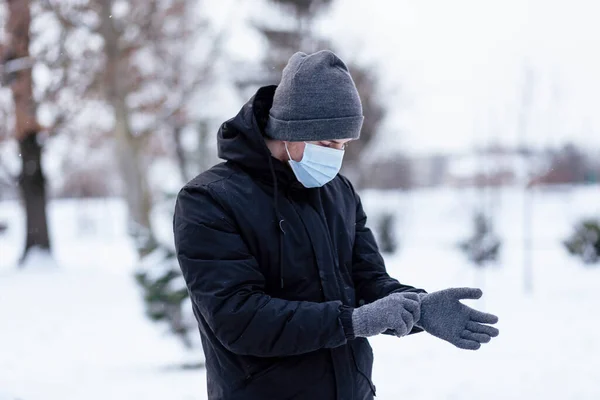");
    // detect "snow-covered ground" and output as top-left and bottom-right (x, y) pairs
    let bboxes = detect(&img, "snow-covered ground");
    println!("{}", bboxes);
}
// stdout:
(0, 186), (599, 400)
(364, 186), (600, 400)
(0, 200), (204, 400)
